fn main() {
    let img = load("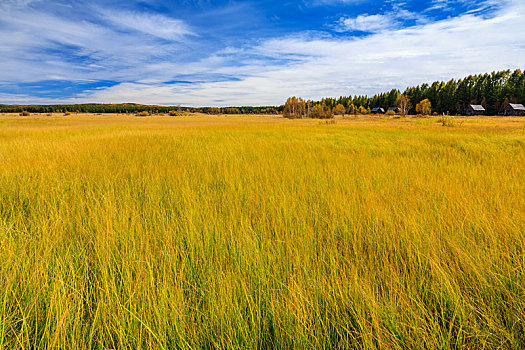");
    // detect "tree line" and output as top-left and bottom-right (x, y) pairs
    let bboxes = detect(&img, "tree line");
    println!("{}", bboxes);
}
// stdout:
(285, 69), (525, 117)
(0, 103), (283, 115)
